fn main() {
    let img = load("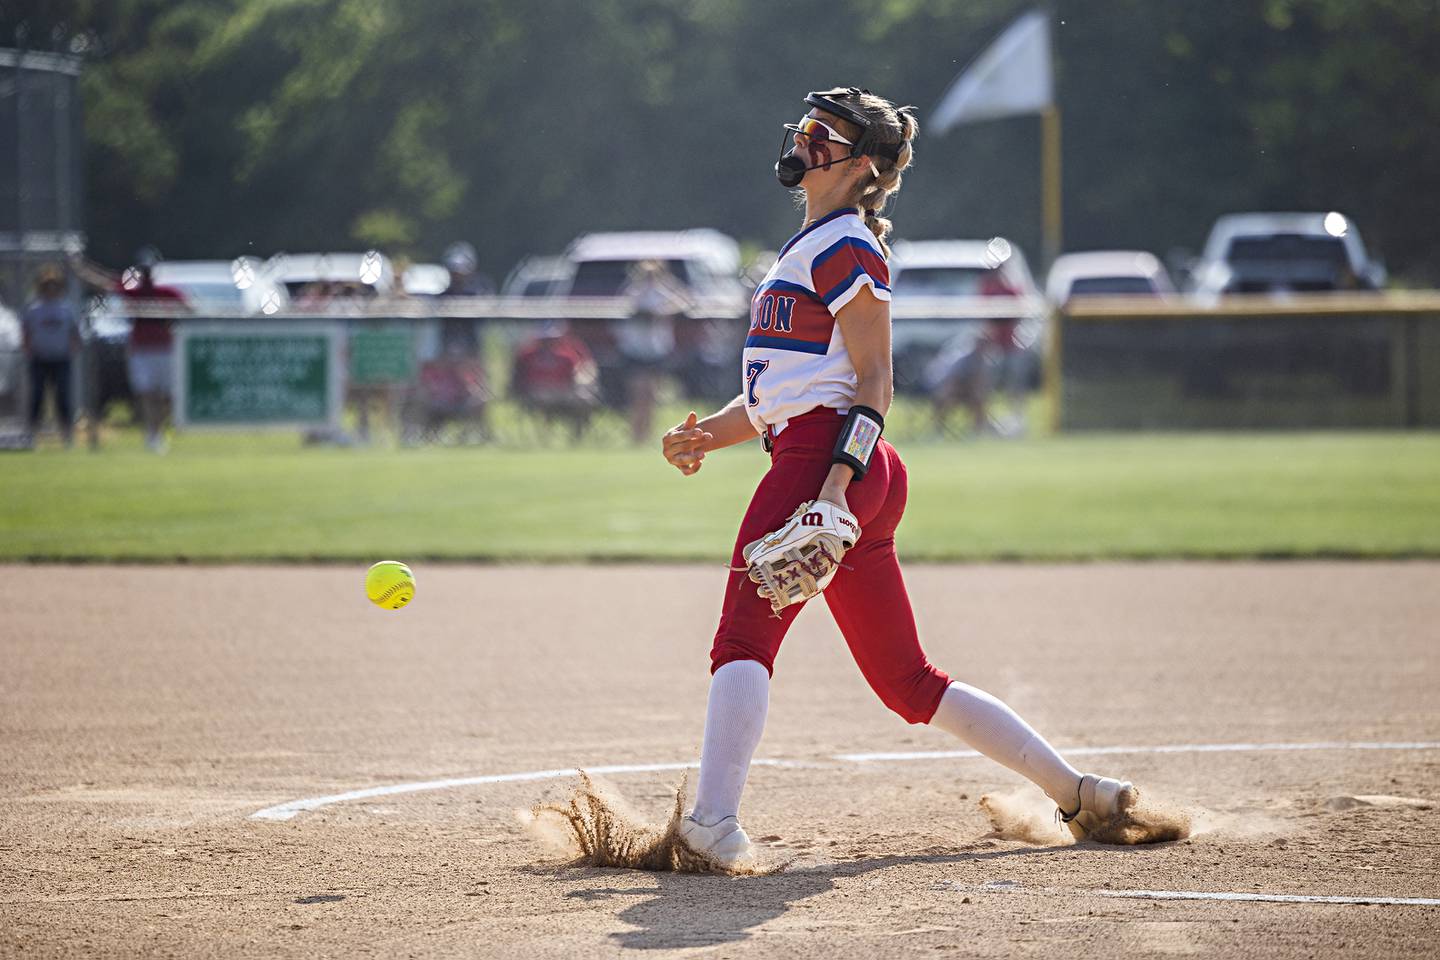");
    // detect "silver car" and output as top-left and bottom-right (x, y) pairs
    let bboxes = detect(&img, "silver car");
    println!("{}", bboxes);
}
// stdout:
(1188, 212), (1386, 296)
